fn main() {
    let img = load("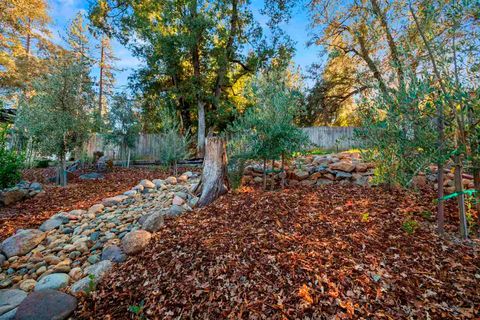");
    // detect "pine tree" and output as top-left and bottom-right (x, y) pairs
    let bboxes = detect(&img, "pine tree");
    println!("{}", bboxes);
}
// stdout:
(97, 35), (118, 116)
